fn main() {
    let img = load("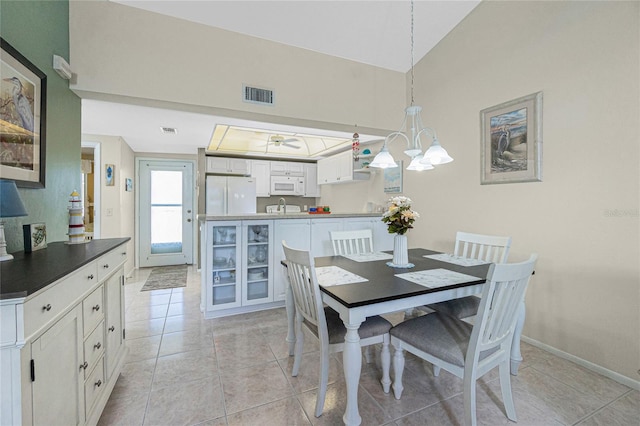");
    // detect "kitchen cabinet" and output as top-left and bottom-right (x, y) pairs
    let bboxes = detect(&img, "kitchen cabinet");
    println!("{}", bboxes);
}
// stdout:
(206, 157), (249, 175)
(270, 161), (304, 176)
(0, 239), (128, 426)
(310, 218), (344, 257)
(205, 221), (242, 310)
(242, 221), (273, 305)
(249, 160), (271, 197)
(273, 219), (311, 301)
(303, 163), (321, 197)
(317, 150), (369, 184)
(343, 217), (394, 252)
